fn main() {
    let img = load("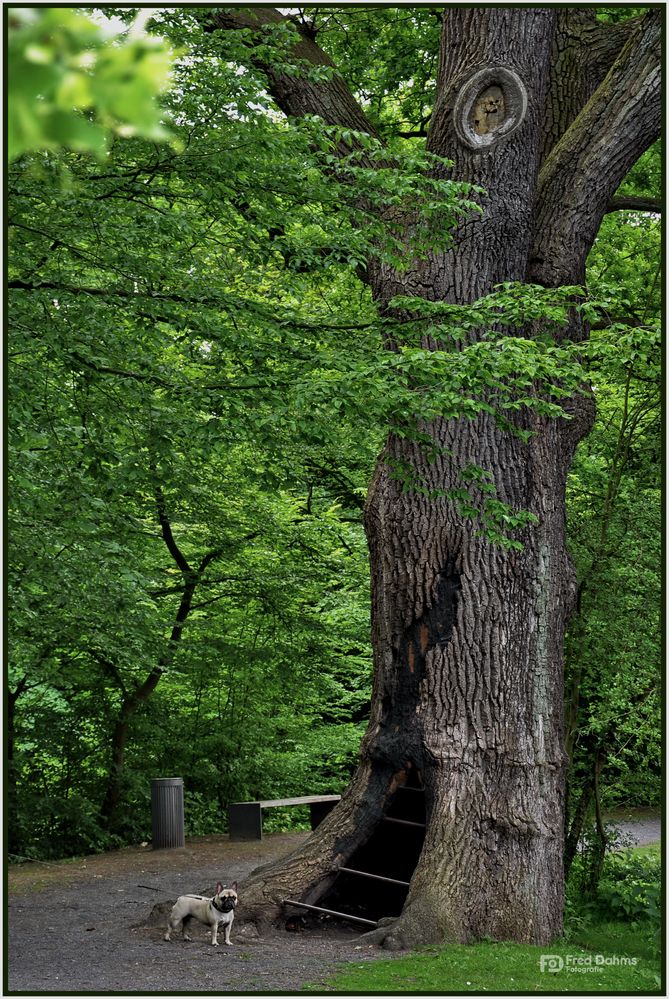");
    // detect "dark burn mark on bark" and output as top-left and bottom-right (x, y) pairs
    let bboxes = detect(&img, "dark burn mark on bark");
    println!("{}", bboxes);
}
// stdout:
(404, 557), (461, 671)
(399, 559), (462, 704)
(369, 559), (461, 768)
